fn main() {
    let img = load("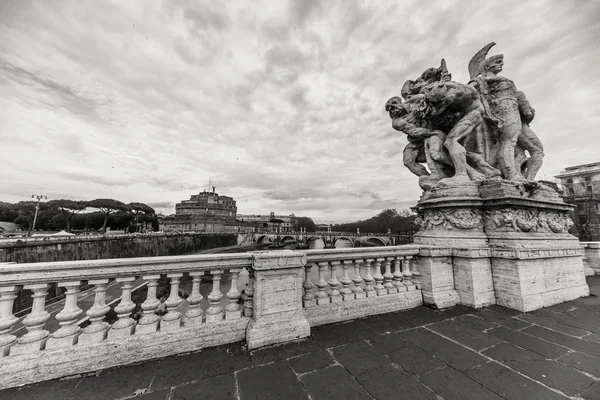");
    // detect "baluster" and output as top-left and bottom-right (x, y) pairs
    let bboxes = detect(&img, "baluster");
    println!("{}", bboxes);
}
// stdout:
(351, 259), (365, 299)
(136, 275), (161, 334)
(226, 268), (242, 320)
(315, 261), (329, 305)
(108, 277), (137, 338)
(328, 261), (341, 302)
(340, 260), (353, 301)
(409, 256), (421, 289)
(383, 257), (397, 294)
(184, 272), (204, 326)
(243, 267), (255, 317)
(363, 259), (375, 297)
(302, 263), (316, 307)
(393, 257), (406, 292)
(13, 284), (50, 355)
(161, 274), (183, 331)
(0, 286), (20, 356)
(402, 257), (416, 291)
(79, 279), (110, 344)
(206, 270), (224, 322)
(373, 258), (386, 295)
(47, 281), (83, 349)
